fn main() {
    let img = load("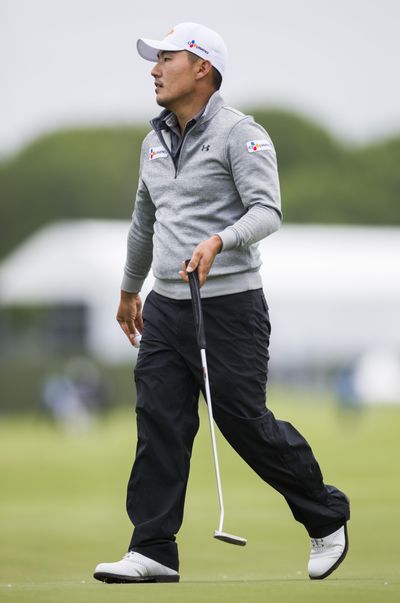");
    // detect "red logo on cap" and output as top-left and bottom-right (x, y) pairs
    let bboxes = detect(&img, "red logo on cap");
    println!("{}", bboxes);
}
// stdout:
(187, 39), (209, 54)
